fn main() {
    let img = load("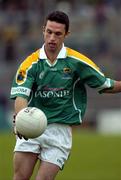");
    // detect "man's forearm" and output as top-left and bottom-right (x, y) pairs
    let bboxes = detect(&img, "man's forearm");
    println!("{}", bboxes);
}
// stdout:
(104, 81), (121, 93)
(15, 97), (28, 114)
